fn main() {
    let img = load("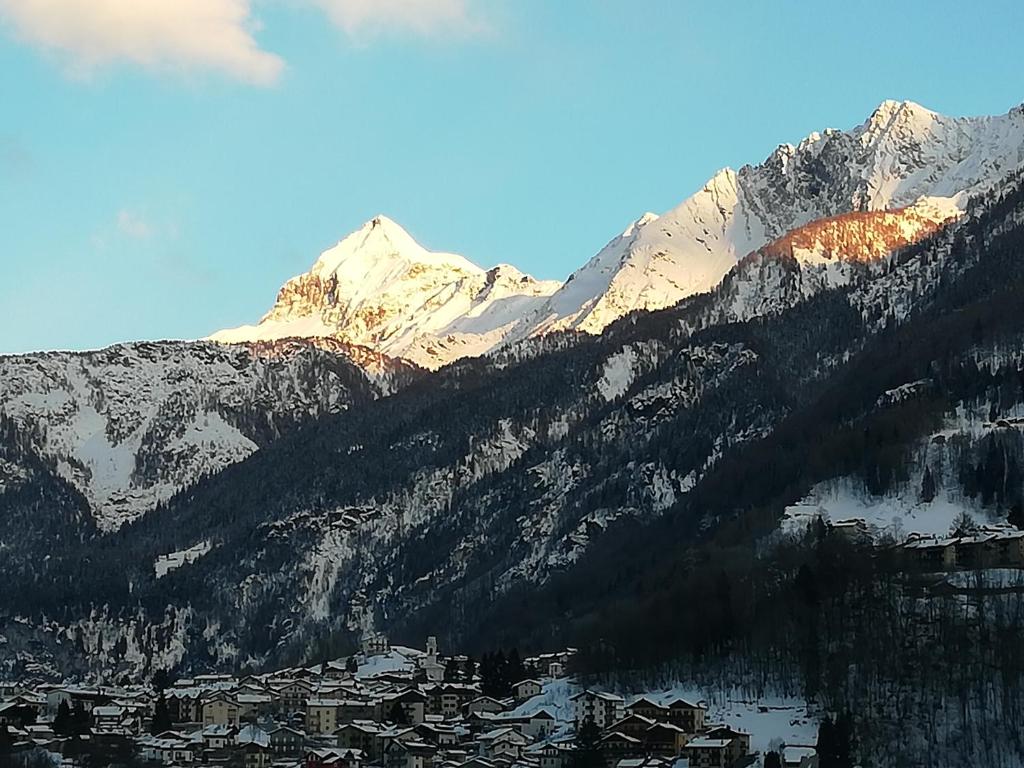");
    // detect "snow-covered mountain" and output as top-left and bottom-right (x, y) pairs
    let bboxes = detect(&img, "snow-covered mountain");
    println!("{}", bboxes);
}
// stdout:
(0, 339), (389, 530)
(212, 216), (561, 369)
(511, 100), (1024, 338)
(211, 101), (1024, 367)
